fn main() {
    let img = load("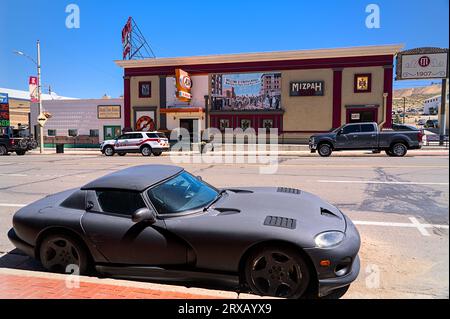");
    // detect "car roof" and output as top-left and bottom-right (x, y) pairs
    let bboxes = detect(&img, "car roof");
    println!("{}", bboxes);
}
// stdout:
(81, 165), (184, 192)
